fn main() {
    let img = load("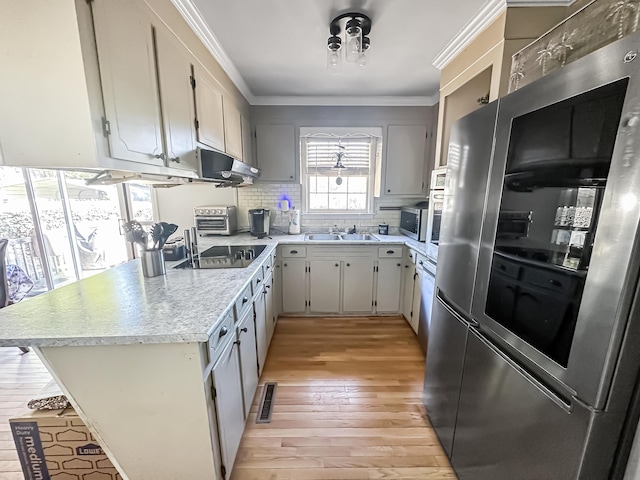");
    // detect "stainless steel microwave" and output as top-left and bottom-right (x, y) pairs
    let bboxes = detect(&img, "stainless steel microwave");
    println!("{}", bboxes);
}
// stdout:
(400, 206), (429, 241)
